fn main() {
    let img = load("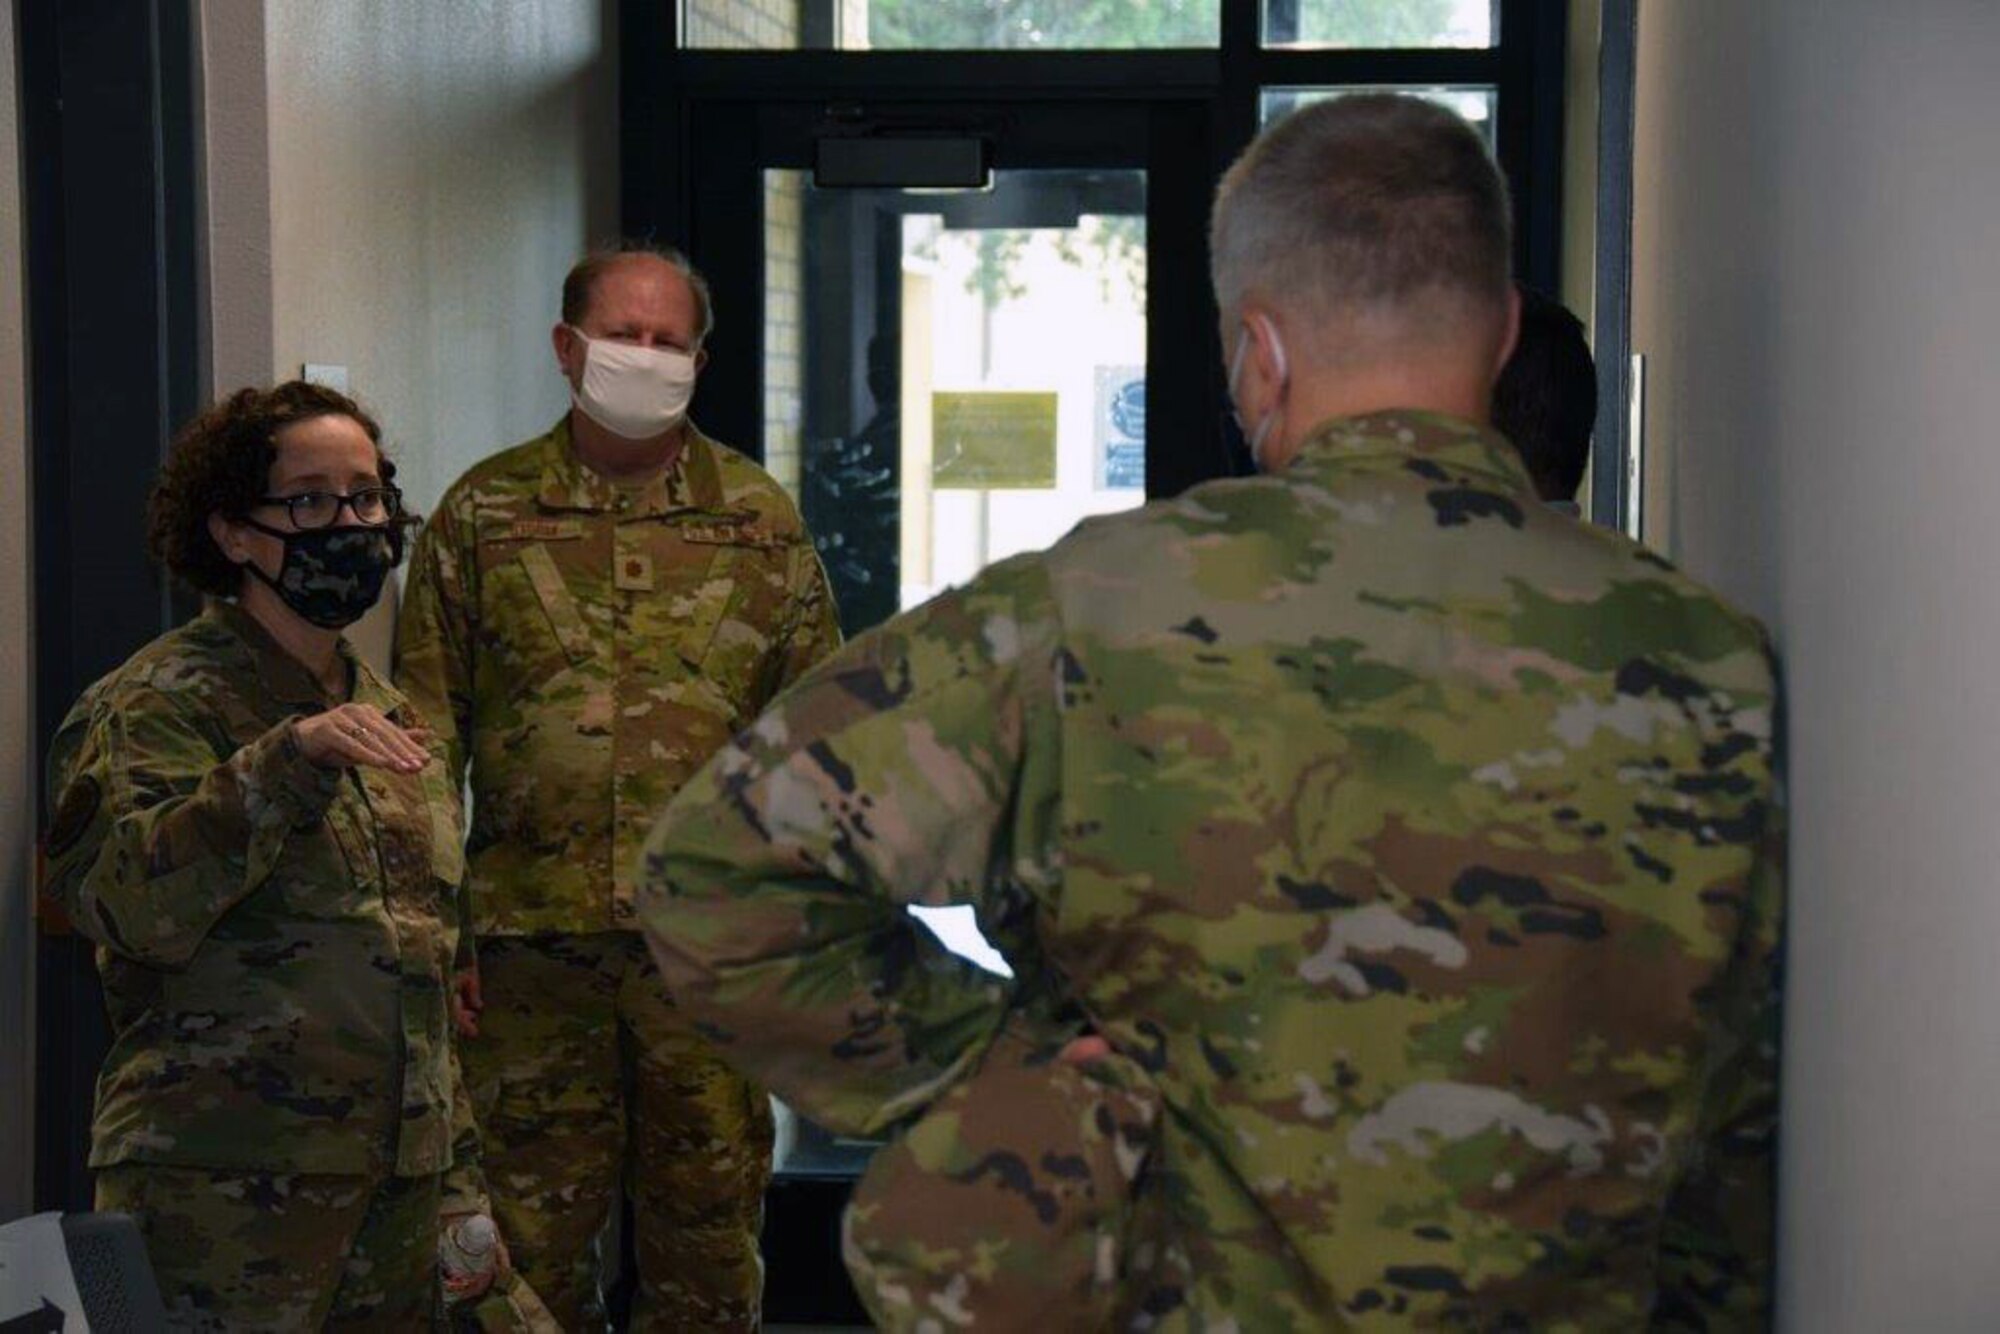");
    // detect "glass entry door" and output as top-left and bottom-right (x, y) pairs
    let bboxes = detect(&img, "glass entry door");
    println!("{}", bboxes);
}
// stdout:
(776, 167), (1151, 637)
(778, 166), (1164, 1138)
(675, 92), (1213, 1324)
(760, 166), (1155, 1180)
